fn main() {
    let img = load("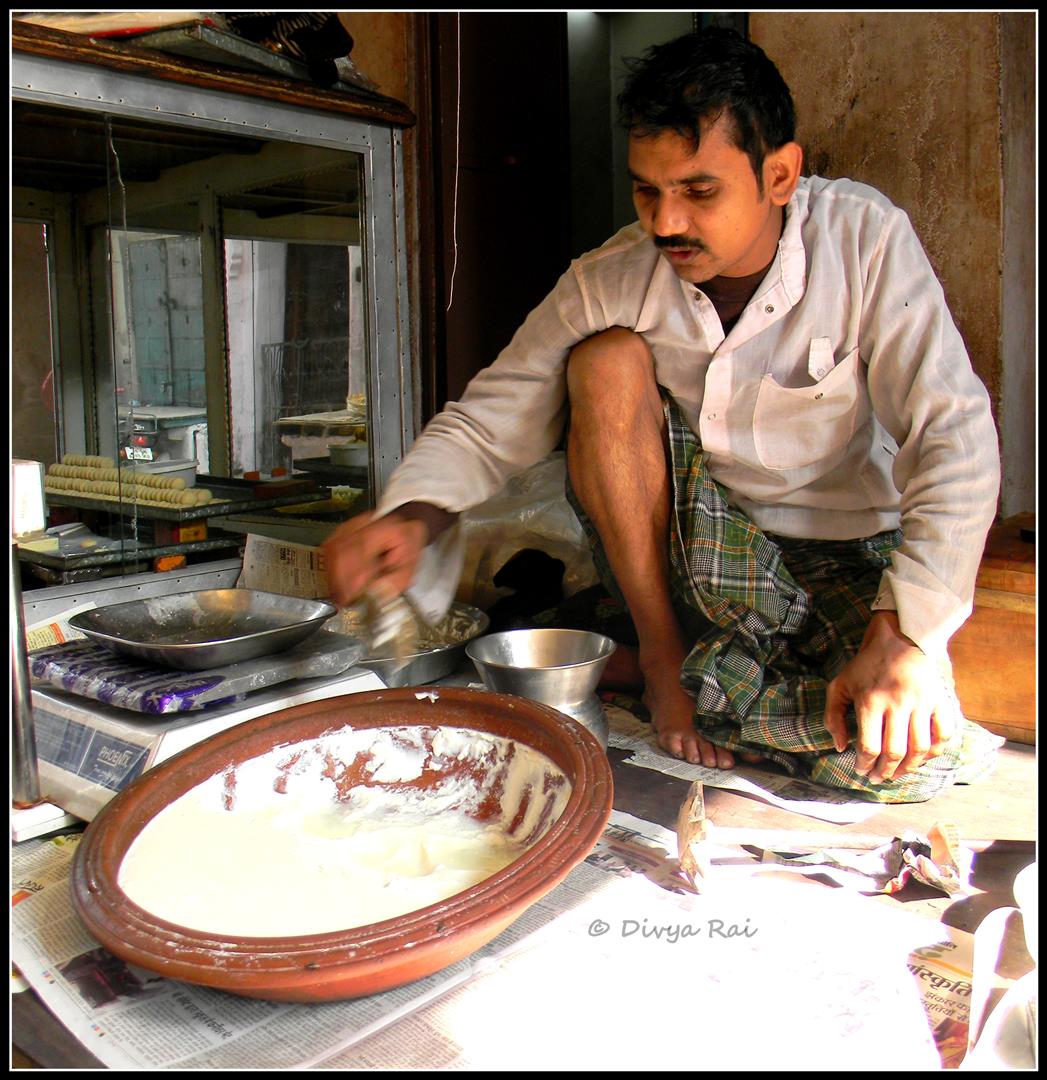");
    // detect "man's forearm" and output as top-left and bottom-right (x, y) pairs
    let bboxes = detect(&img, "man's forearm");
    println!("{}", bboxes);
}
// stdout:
(389, 502), (460, 545)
